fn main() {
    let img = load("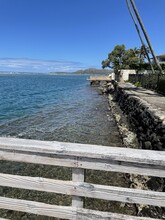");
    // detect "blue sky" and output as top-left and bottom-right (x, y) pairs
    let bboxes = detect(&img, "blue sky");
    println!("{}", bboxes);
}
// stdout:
(0, 0), (164, 72)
